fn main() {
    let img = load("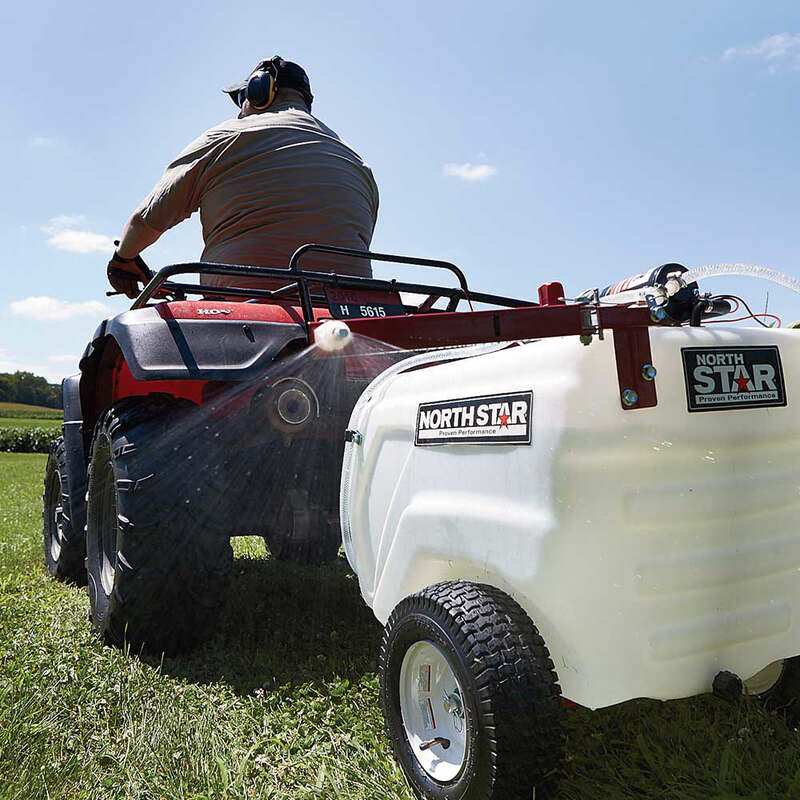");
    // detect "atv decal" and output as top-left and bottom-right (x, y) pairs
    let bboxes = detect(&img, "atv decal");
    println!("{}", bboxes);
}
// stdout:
(415, 391), (533, 446)
(681, 346), (786, 412)
(196, 308), (232, 315)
